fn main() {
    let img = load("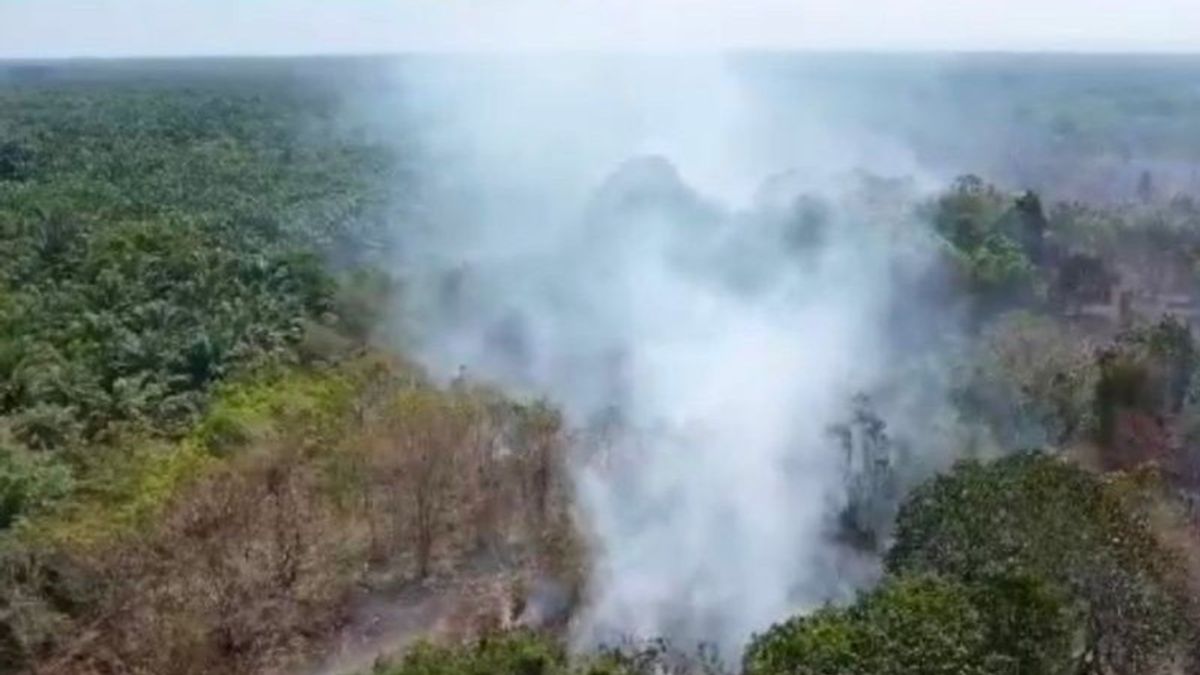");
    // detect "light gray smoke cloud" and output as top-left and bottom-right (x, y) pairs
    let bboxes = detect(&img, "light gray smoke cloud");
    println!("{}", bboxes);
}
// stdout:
(379, 54), (956, 655)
